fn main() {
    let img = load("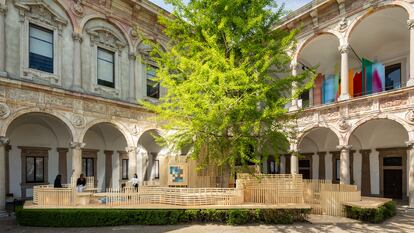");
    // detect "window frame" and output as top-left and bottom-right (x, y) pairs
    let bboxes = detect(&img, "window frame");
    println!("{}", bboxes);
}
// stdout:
(146, 65), (160, 99)
(82, 157), (95, 177)
(25, 156), (45, 183)
(385, 63), (402, 91)
(28, 23), (54, 74)
(97, 47), (115, 88)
